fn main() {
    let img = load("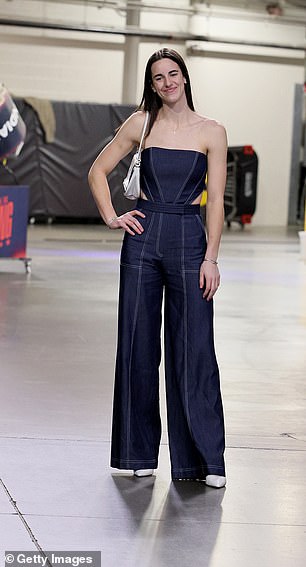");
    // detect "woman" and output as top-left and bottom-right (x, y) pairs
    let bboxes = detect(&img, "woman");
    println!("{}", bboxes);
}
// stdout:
(88, 48), (227, 488)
